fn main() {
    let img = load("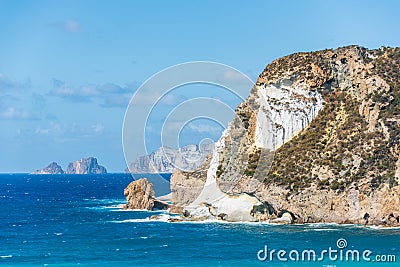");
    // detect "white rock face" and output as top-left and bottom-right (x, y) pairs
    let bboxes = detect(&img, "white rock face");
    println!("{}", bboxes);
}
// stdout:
(185, 130), (262, 221)
(184, 79), (324, 221)
(65, 157), (107, 174)
(255, 81), (324, 150)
